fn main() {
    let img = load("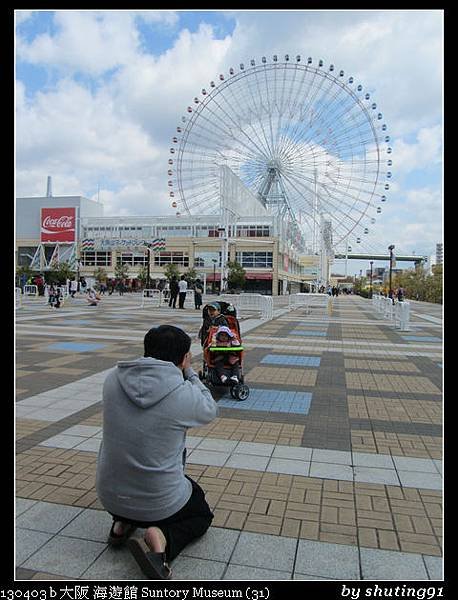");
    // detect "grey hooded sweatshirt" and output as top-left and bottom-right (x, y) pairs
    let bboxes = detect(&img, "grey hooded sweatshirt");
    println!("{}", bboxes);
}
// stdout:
(96, 357), (217, 522)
